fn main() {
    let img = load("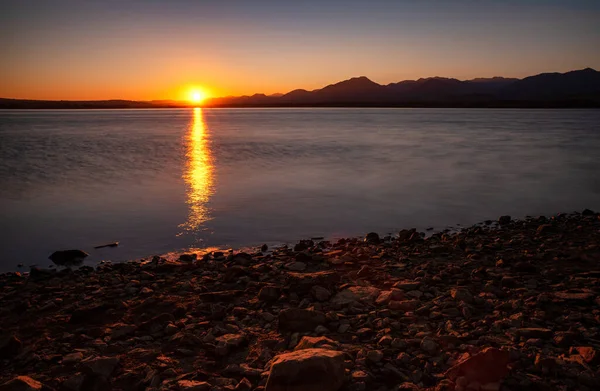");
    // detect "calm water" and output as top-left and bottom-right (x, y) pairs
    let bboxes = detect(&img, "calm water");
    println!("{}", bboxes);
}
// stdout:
(1, 108), (599, 271)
